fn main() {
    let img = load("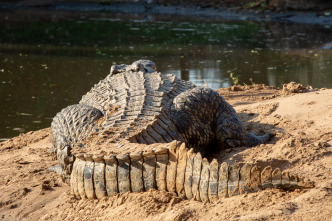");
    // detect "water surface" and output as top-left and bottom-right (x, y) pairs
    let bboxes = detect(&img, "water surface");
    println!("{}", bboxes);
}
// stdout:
(1, 15), (332, 139)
